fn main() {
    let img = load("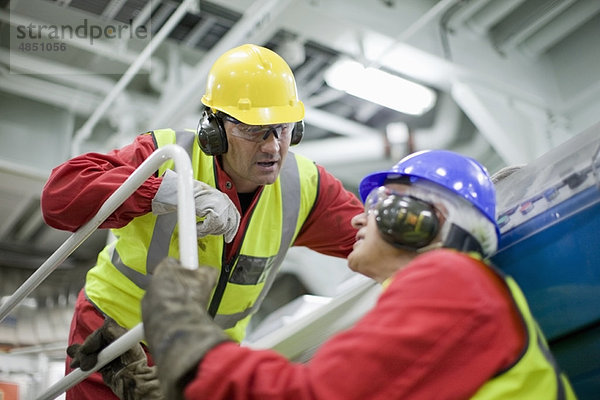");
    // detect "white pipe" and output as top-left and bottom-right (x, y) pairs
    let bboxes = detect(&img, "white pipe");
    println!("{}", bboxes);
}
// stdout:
(101, 0), (128, 20)
(304, 106), (381, 137)
(412, 92), (462, 150)
(70, 0), (197, 156)
(0, 48), (115, 94)
(0, 70), (100, 124)
(130, 0), (159, 33)
(367, 0), (462, 69)
(294, 135), (385, 166)
(36, 324), (145, 400)
(30, 145), (197, 399)
(0, 144), (197, 322)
